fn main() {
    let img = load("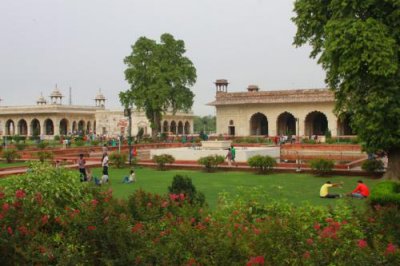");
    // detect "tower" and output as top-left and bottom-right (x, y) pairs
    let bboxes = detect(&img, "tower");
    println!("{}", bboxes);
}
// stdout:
(50, 85), (63, 105)
(94, 89), (106, 108)
(36, 92), (47, 105)
(215, 79), (228, 93)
